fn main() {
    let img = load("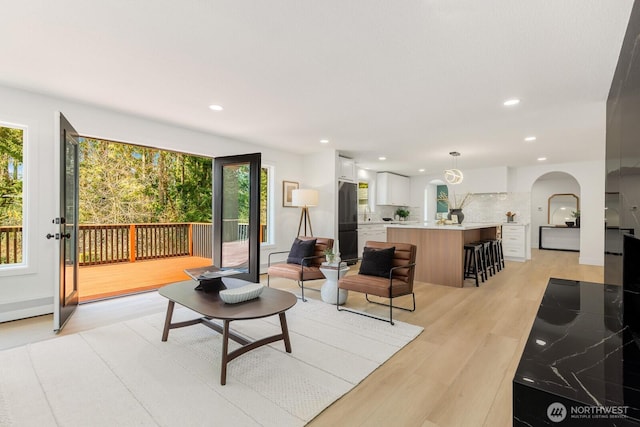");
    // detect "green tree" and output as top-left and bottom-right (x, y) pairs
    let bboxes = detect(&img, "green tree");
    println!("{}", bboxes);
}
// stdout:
(79, 138), (212, 224)
(0, 126), (24, 226)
